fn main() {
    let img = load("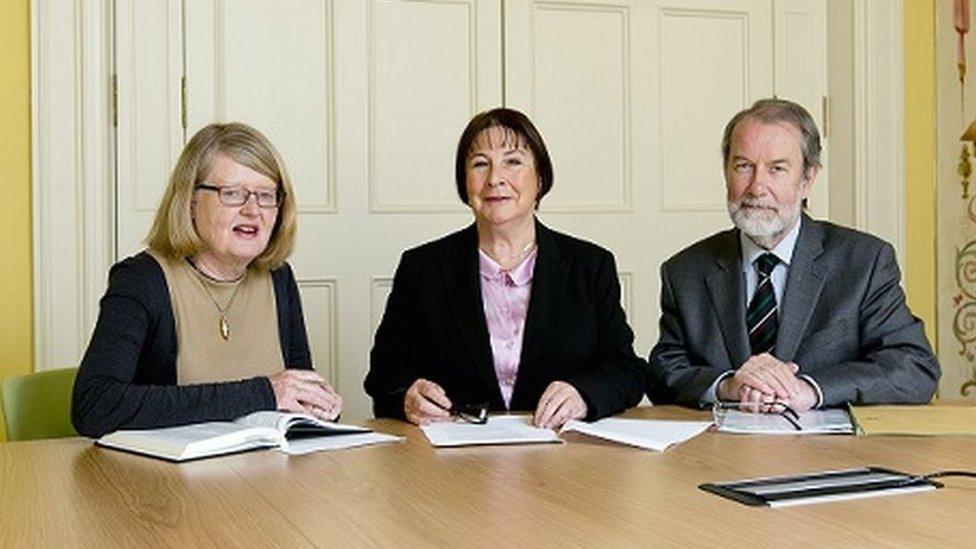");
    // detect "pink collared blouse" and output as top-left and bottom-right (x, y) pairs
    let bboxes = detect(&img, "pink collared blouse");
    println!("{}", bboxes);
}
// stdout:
(478, 248), (538, 409)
